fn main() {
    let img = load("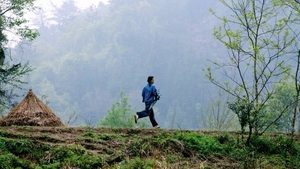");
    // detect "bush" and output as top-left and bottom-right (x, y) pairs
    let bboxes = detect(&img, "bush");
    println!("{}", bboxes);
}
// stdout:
(99, 93), (149, 128)
(249, 136), (276, 154)
(0, 136), (49, 161)
(250, 136), (300, 155)
(175, 132), (224, 155)
(0, 152), (31, 169)
(99, 93), (134, 128)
